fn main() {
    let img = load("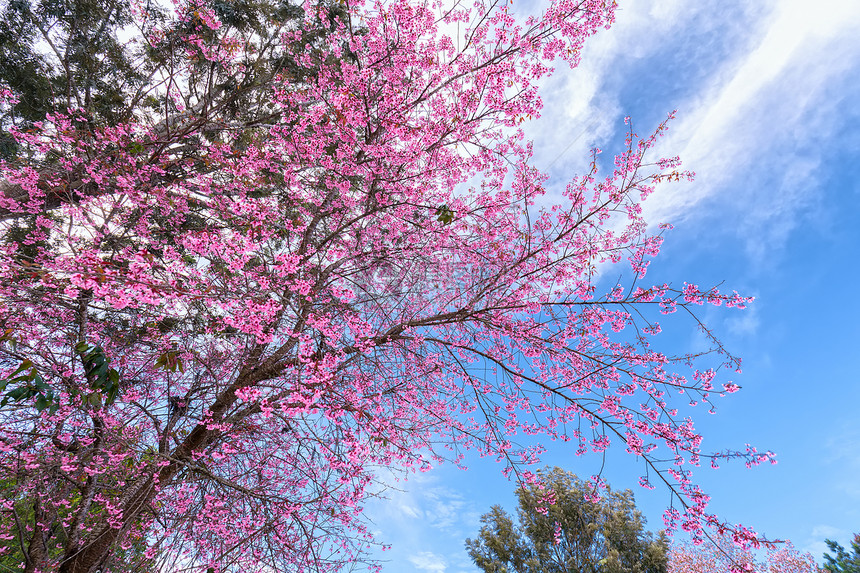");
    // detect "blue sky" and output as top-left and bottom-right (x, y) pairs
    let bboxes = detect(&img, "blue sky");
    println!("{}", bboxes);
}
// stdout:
(363, 1), (860, 570)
